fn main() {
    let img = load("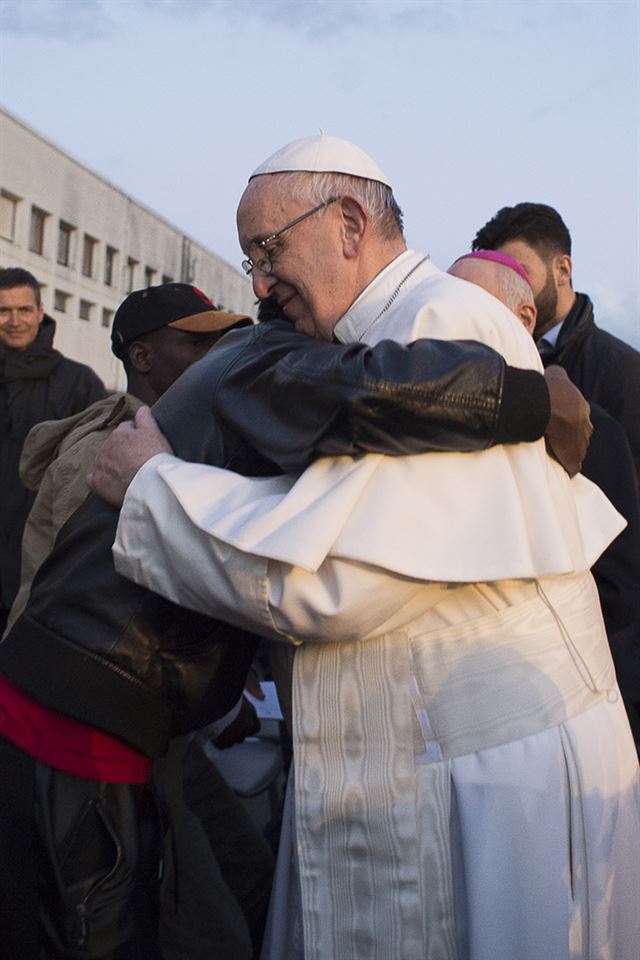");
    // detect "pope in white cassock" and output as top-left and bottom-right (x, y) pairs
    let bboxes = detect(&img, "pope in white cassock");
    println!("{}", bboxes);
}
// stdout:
(105, 137), (640, 960)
